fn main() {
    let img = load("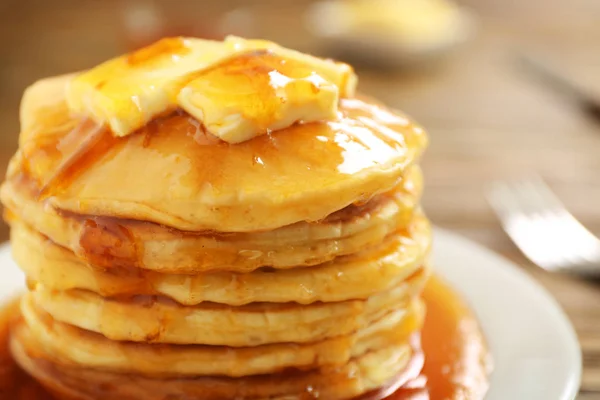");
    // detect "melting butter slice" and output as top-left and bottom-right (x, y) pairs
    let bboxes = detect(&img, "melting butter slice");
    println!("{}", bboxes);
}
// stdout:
(178, 51), (339, 144)
(66, 36), (357, 143)
(67, 37), (232, 137)
(223, 36), (357, 98)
